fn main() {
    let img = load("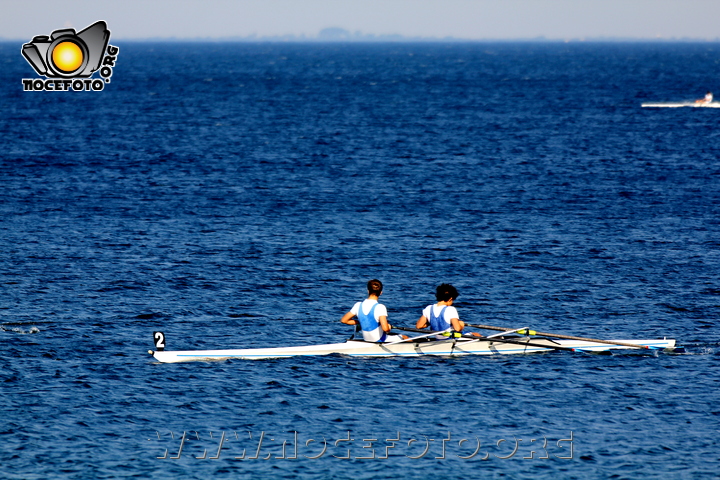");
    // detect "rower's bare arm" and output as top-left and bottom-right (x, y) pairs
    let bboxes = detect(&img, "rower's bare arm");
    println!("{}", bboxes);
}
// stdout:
(416, 315), (429, 329)
(379, 315), (391, 332)
(449, 318), (480, 336)
(451, 318), (464, 331)
(340, 311), (358, 325)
